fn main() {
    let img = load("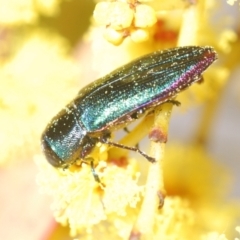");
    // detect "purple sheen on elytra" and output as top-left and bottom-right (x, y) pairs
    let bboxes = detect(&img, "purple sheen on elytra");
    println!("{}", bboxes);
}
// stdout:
(124, 46), (217, 116)
(174, 47), (217, 88)
(157, 46), (217, 103)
